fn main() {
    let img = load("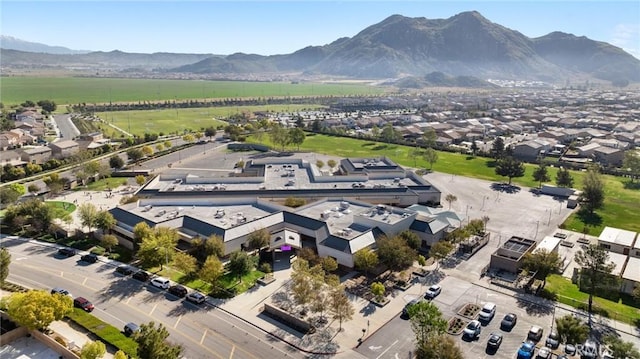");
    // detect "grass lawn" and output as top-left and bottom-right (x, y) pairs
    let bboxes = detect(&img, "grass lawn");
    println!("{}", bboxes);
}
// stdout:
(155, 267), (265, 297)
(45, 200), (76, 215)
(76, 177), (130, 191)
(66, 308), (138, 357)
(1, 77), (386, 106)
(97, 105), (322, 137)
(250, 133), (640, 235)
(545, 275), (640, 326)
